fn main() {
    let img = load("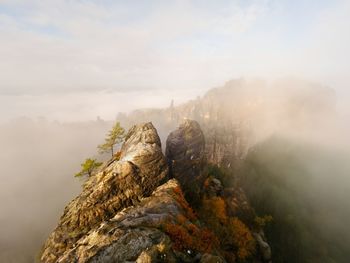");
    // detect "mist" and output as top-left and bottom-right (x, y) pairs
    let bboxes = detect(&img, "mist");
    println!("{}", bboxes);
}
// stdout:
(0, 77), (349, 262)
(0, 118), (115, 262)
(197, 79), (350, 262)
(117, 77), (350, 261)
